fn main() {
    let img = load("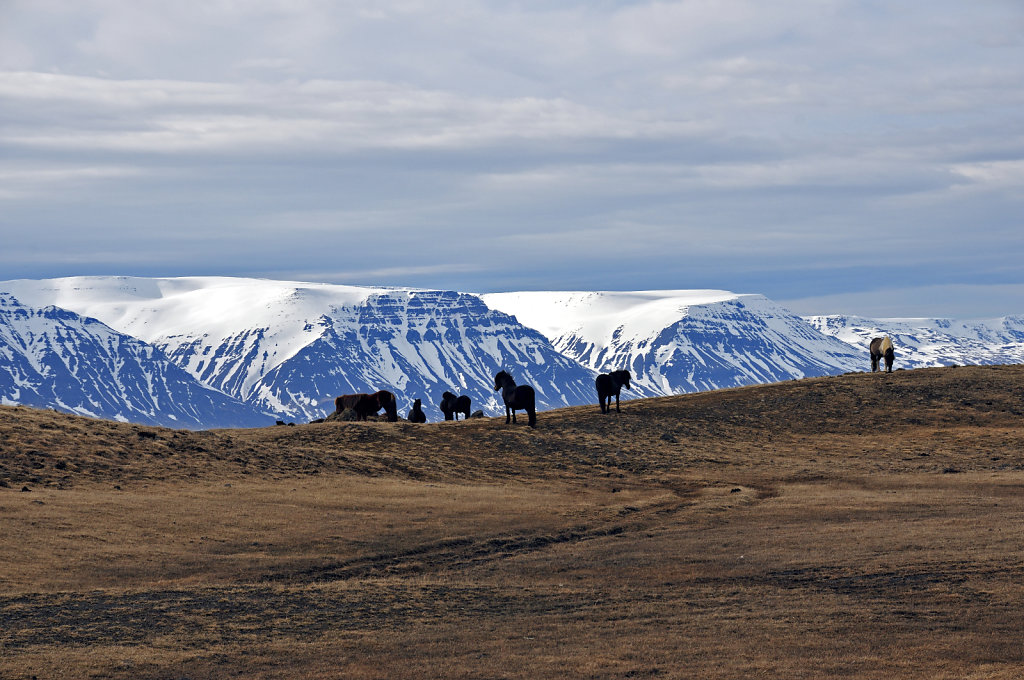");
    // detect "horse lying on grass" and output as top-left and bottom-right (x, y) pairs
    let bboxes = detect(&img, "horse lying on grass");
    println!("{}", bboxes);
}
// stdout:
(408, 398), (427, 423)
